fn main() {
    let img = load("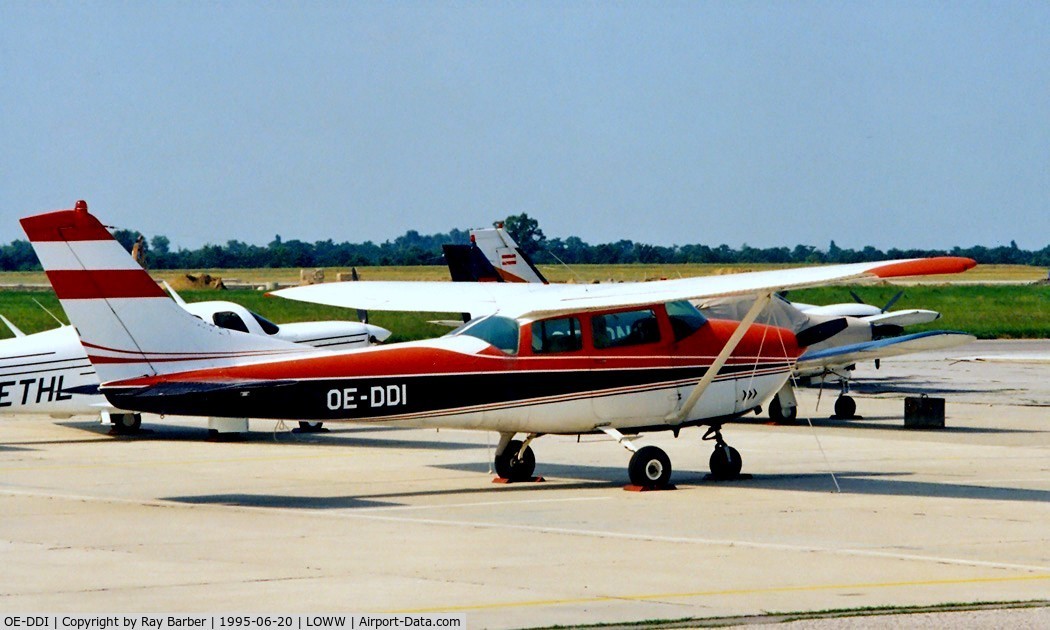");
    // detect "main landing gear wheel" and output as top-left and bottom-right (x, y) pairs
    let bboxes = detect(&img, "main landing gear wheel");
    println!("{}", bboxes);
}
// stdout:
(768, 396), (798, 424)
(834, 395), (857, 419)
(628, 446), (672, 488)
(494, 439), (536, 482)
(111, 413), (142, 435)
(709, 444), (742, 480)
(298, 421), (325, 432)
